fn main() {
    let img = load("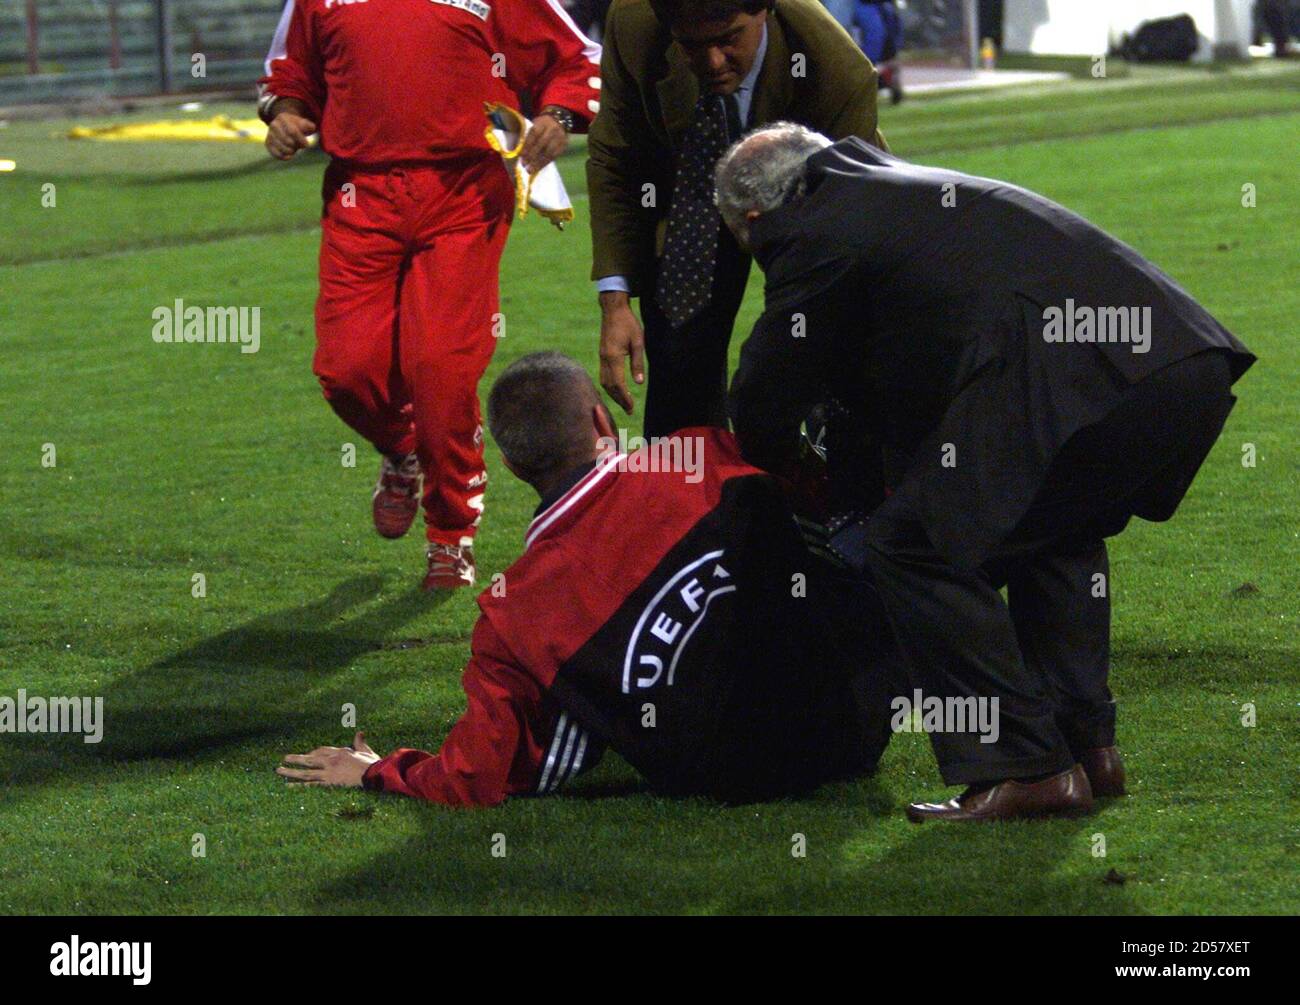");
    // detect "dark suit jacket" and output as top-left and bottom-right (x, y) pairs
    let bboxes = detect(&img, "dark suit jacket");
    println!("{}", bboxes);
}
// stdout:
(730, 138), (1255, 569)
(587, 0), (885, 295)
